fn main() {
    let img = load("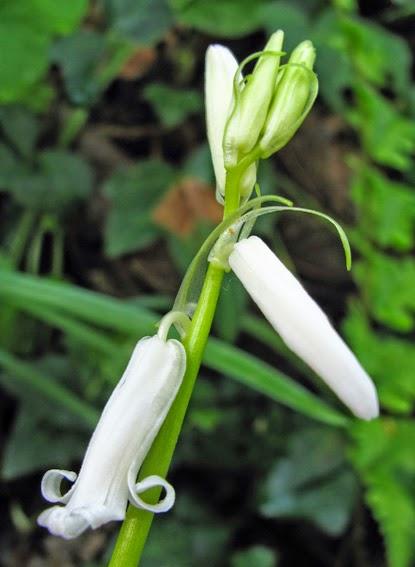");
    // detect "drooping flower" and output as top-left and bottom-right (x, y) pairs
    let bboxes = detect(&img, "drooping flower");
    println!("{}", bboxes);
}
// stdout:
(205, 34), (317, 205)
(228, 236), (379, 420)
(38, 335), (186, 539)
